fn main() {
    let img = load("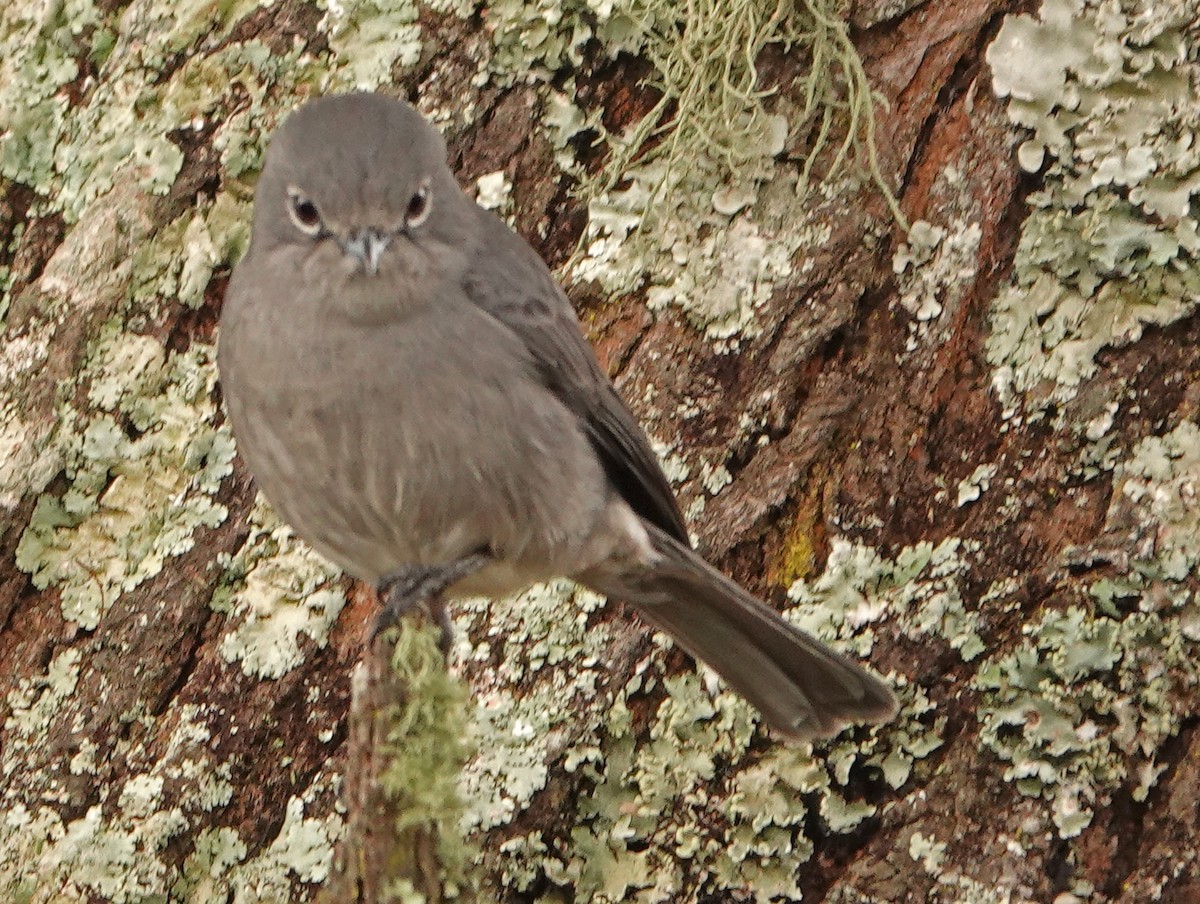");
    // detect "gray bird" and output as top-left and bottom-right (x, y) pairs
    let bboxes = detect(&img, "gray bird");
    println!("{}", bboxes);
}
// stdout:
(217, 92), (897, 741)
